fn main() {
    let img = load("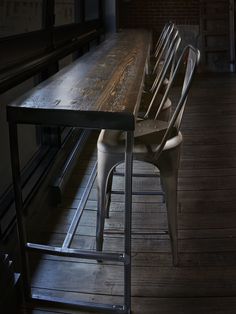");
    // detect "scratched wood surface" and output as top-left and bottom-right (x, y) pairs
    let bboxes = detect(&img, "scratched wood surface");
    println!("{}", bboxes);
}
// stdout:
(21, 73), (236, 313)
(7, 30), (151, 130)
